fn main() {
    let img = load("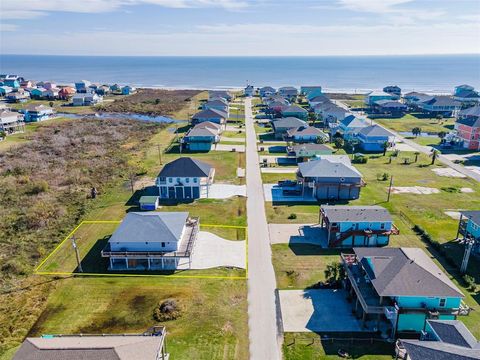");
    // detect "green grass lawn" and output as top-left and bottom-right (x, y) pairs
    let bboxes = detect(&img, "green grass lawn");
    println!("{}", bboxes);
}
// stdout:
(28, 276), (248, 360)
(261, 172), (297, 183)
(407, 136), (440, 146)
(375, 114), (455, 134)
(222, 130), (246, 138)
